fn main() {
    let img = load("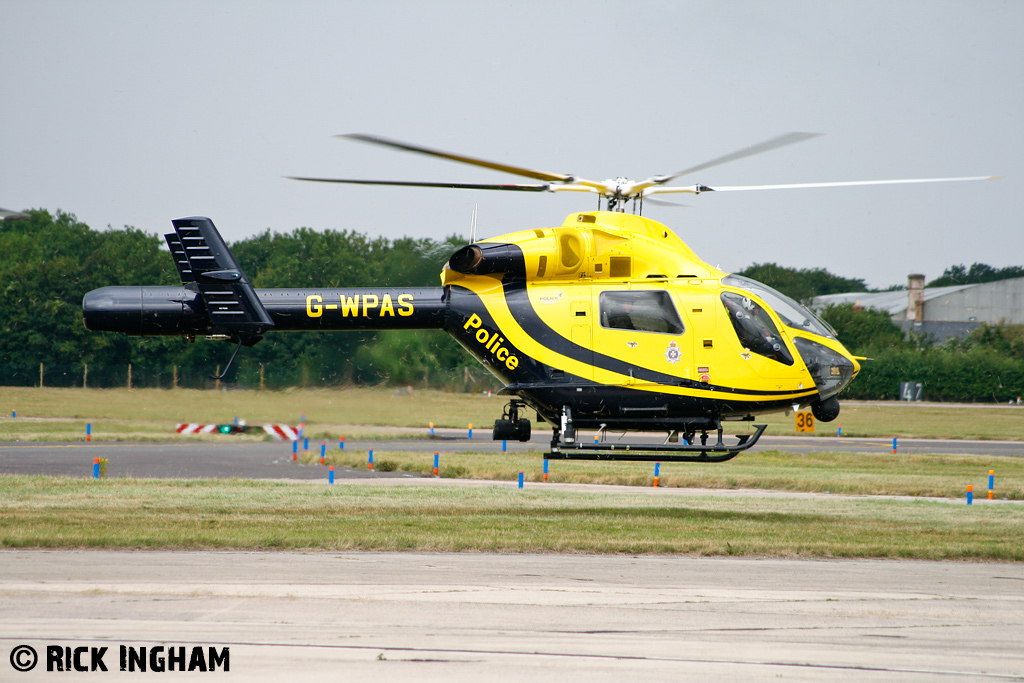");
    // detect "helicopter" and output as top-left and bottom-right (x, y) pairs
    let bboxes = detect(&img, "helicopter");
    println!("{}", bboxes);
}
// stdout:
(82, 133), (996, 462)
